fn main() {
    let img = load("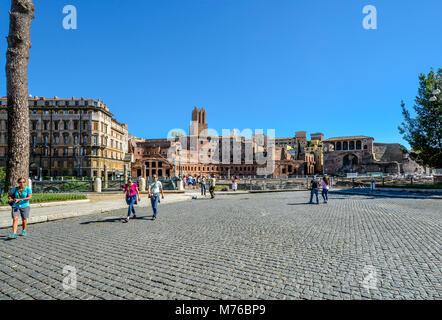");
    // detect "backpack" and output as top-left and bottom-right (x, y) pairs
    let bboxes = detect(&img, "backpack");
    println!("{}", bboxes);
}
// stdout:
(311, 180), (318, 189)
